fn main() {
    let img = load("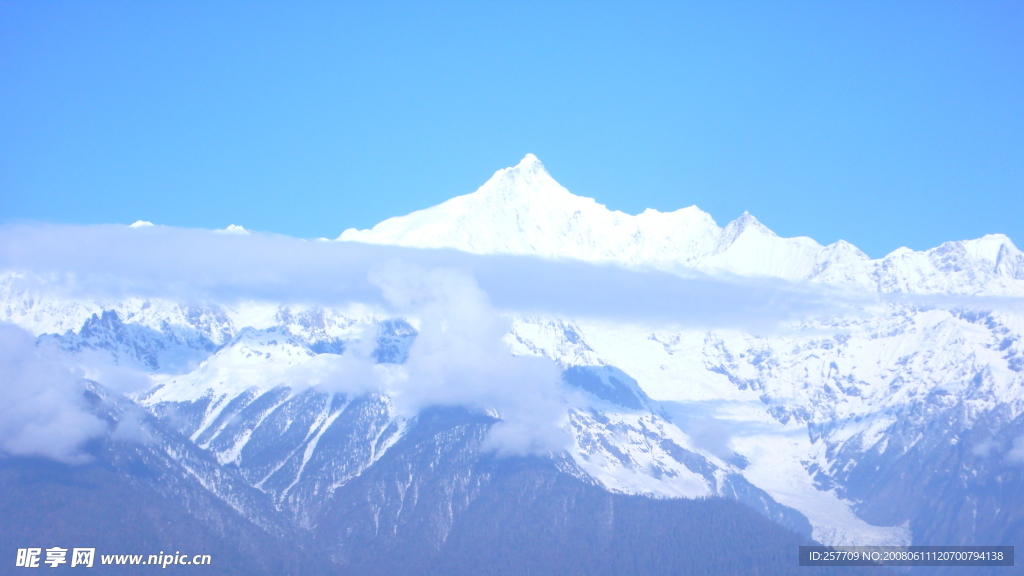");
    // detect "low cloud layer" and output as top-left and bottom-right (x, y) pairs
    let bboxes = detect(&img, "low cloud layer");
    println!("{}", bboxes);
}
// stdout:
(370, 264), (571, 454)
(0, 323), (107, 463)
(0, 223), (866, 330)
